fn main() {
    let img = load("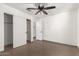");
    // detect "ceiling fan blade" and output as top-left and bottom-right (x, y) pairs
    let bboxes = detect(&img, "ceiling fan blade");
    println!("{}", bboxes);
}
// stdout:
(42, 10), (48, 15)
(44, 6), (56, 10)
(27, 8), (38, 11)
(35, 10), (41, 15)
